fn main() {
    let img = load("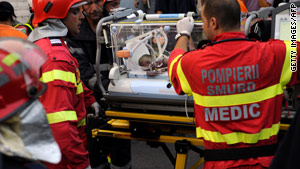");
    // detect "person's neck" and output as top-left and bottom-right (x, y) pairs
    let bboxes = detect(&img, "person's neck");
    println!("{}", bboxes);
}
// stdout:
(218, 28), (241, 34)
(87, 18), (98, 33)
